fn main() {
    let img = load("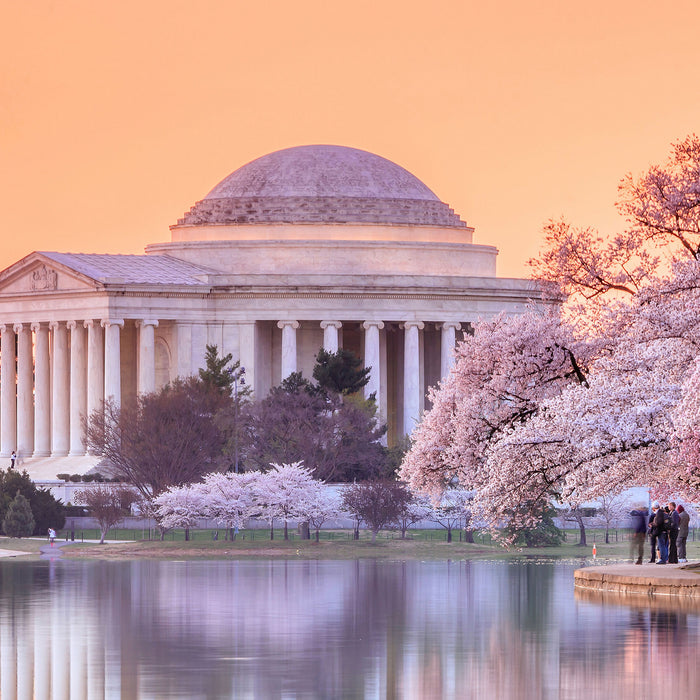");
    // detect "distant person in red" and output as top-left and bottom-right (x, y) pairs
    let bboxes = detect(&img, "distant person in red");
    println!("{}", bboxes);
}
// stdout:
(48, 528), (56, 546)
